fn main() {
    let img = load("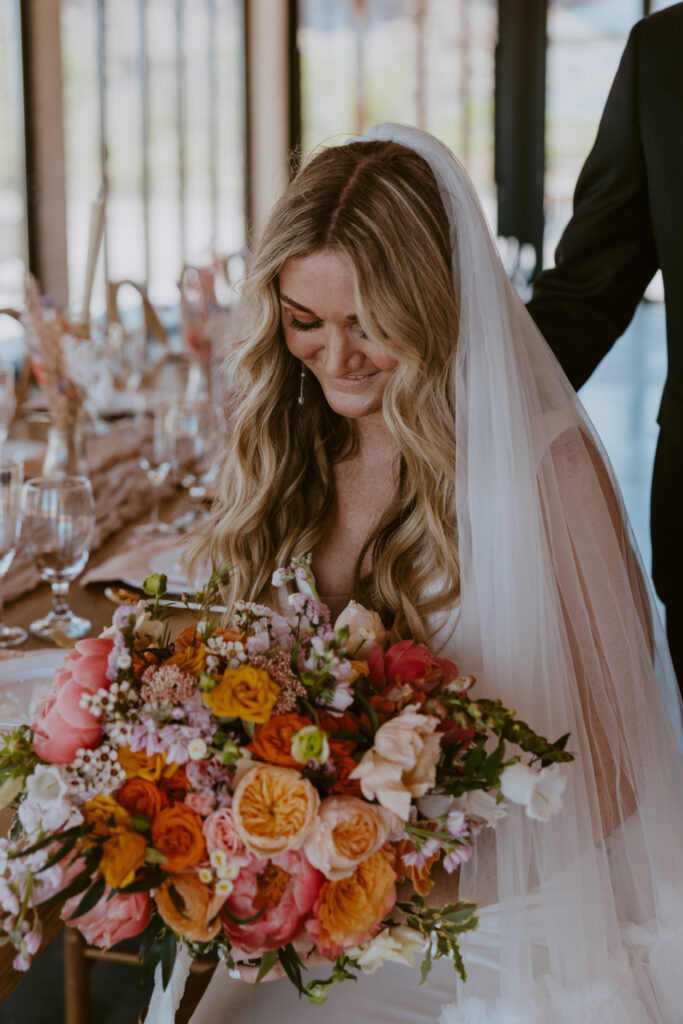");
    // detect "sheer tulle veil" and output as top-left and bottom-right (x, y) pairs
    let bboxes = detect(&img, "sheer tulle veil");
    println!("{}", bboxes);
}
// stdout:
(353, 124), (683, 1022)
